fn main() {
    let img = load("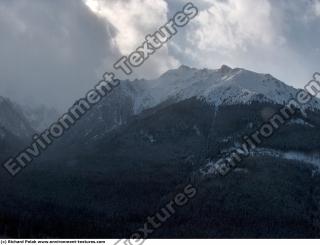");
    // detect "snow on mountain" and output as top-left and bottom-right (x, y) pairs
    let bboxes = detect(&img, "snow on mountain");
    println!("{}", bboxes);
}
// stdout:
(63, 65), (320, 143)
(134, 65), (320, 111)
(201, 148), (320, 176)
